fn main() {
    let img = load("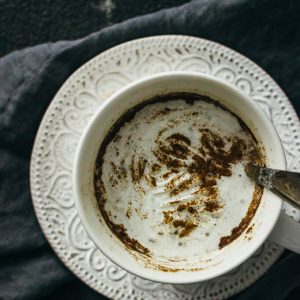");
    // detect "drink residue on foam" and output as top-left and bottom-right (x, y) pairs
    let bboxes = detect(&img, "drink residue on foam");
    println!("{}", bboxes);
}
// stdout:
(94, 93), (265, 271)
